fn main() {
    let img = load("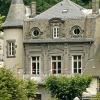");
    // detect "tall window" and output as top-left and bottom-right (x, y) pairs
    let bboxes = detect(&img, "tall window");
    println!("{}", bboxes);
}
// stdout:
(31, 57), (40, 74)
(72, 55), (82, 74)
(51, 56), (61, 74)
(8, 42), (15, 57)
(53, 26), (59, 38)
